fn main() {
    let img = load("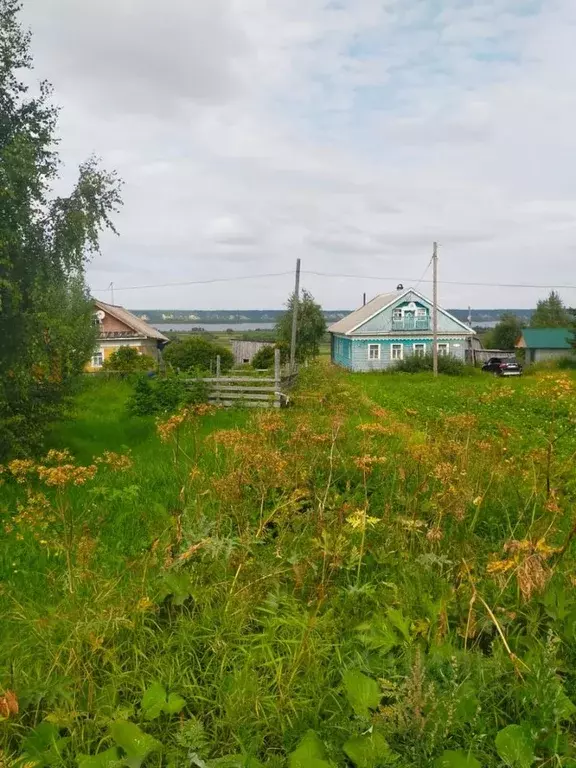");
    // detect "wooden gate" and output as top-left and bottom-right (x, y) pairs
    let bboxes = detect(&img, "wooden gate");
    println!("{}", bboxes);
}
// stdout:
(186, 349), (296, 409)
